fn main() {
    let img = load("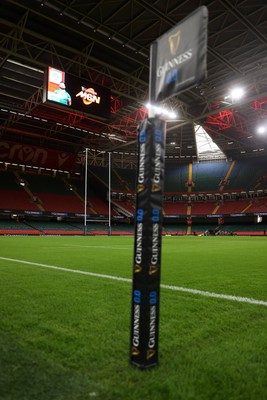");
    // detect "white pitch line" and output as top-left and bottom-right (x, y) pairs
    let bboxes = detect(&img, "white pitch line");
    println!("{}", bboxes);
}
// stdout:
(63, 245), (131, 250)
(1, 256), (267, 307)
(0, 257), (131, 283)
(161, 284), (267, 307)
